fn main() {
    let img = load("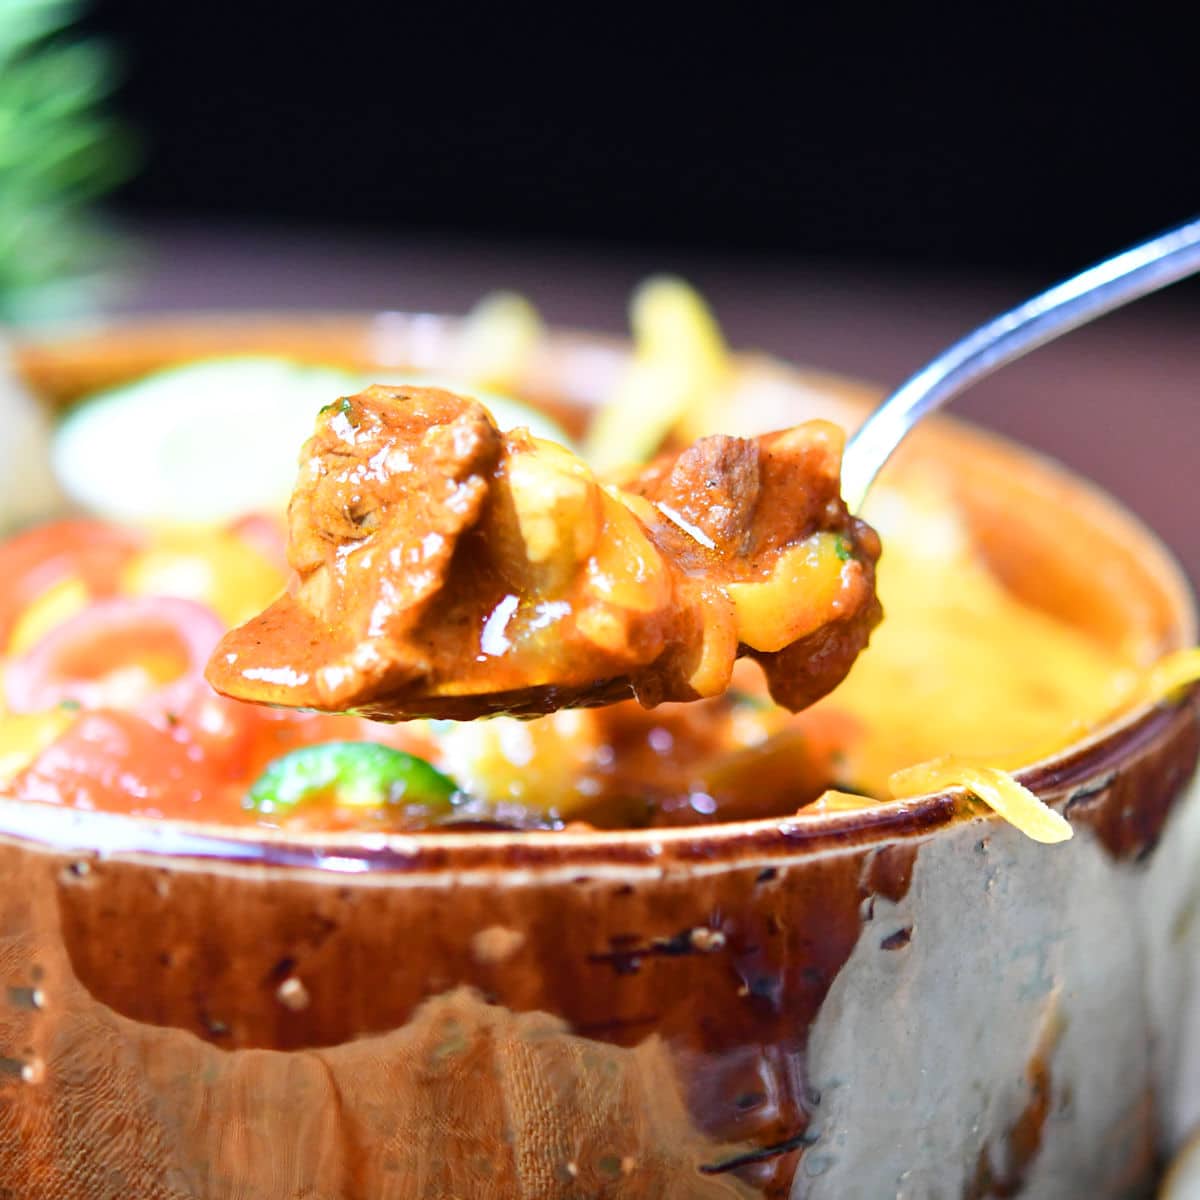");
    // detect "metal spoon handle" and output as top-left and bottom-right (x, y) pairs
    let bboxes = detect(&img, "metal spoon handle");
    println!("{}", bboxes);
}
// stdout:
(841, 216), (1200, 513)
